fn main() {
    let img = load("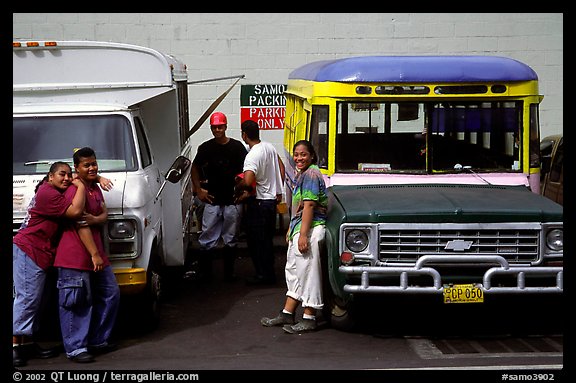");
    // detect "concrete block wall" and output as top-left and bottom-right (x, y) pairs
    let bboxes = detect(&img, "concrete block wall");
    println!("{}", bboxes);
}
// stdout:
(13, 13), (563, 161)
